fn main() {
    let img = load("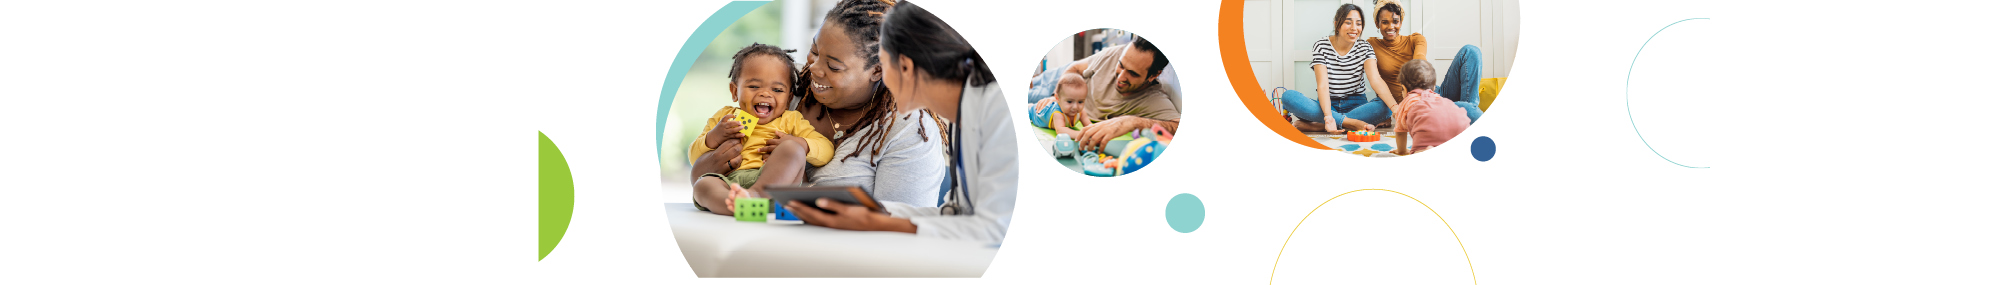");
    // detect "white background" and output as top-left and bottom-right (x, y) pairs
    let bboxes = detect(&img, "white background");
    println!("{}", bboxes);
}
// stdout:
(4, 0), (1998, 284)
